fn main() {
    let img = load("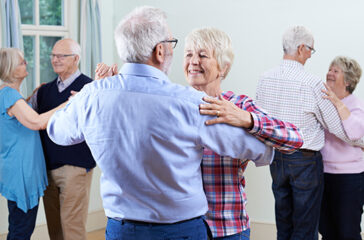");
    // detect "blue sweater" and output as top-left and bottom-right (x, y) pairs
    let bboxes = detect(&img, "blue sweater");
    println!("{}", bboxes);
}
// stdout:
(37, 74), (96, 170)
